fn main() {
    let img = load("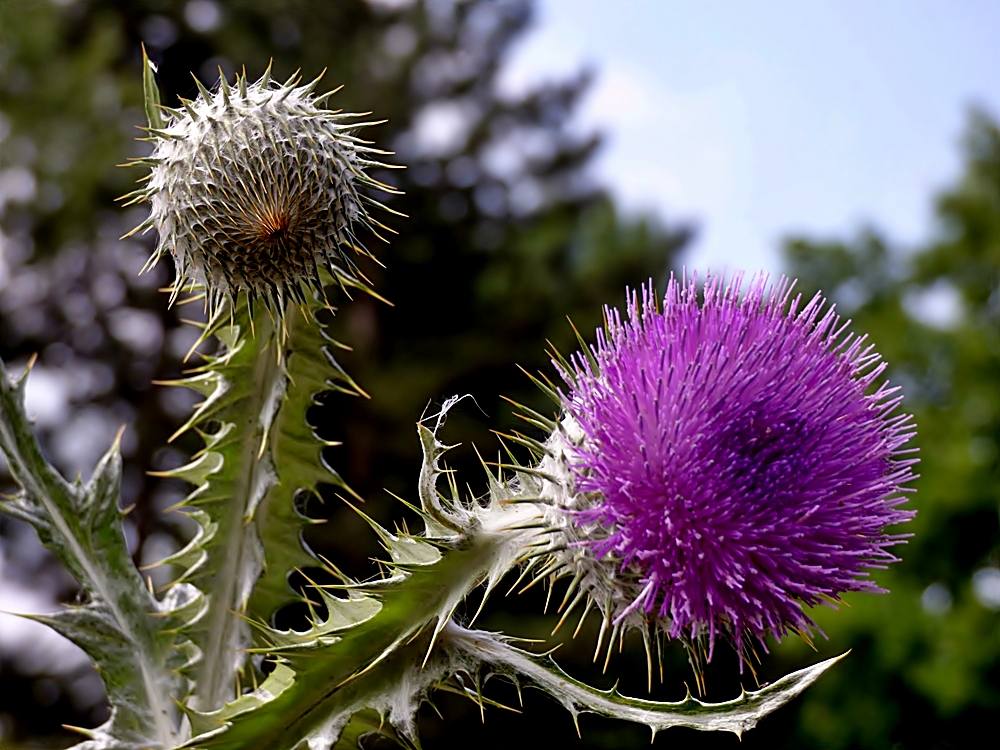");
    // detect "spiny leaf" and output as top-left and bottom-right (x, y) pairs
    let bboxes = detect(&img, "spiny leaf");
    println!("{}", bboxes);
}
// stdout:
(258, 588), (382, 649)
(185, 492), (543, 749)
(161, 288), (367, 712)
(183, 662), (297, 741)
(141, 45), (164, 131)
(445, 624), (847, 740)
(180, 509), (844, 749)
(0, 358), (197, 748)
